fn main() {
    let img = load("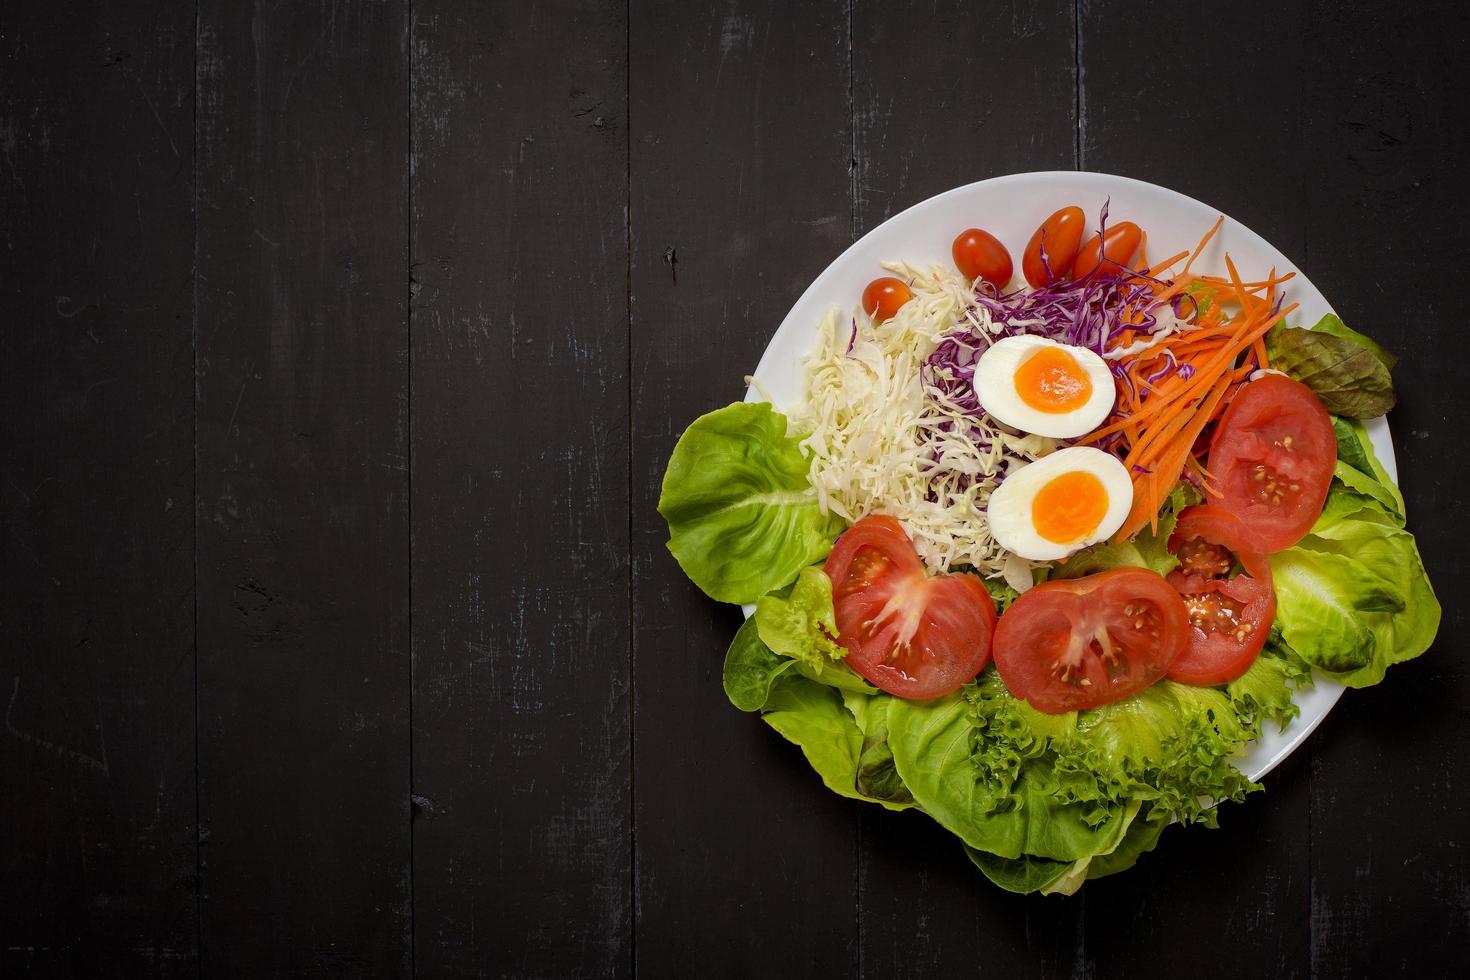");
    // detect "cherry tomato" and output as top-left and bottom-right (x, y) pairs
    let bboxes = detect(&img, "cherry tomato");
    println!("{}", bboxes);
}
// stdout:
(1022, 205), (1087, 288)
(824, 515), (997, 700)
(952, 228), (1014, 288)
(1163, 506), (1275, 685)
(1207, 375), (1336, 552)
(992, 567), (1189, 713)
(1073, 221), (1143, 280)
(861, 277), (912, 321)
